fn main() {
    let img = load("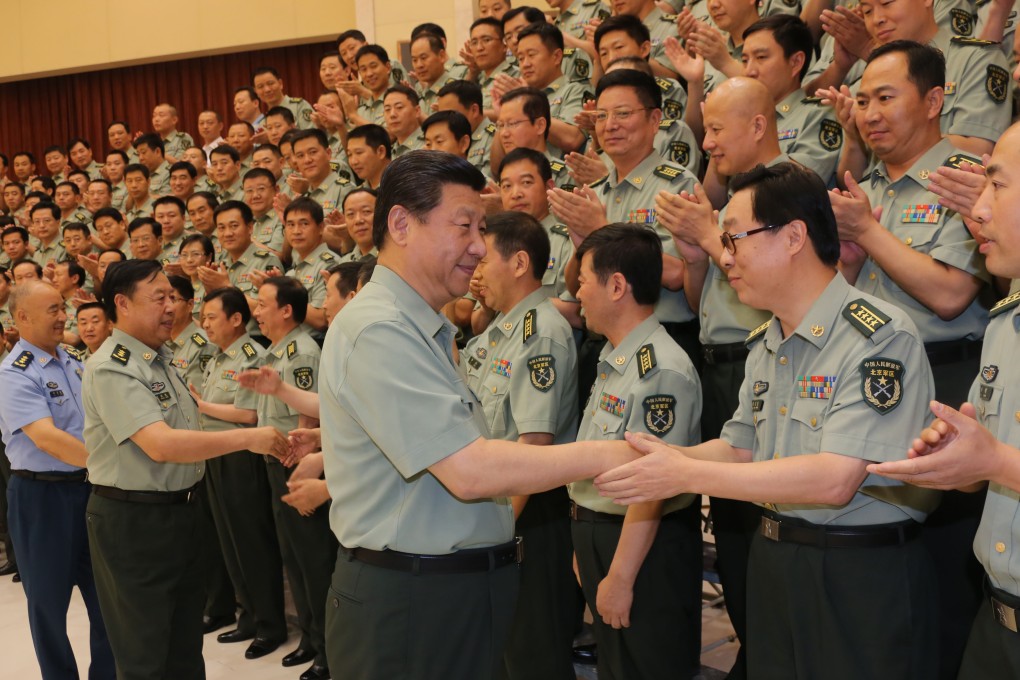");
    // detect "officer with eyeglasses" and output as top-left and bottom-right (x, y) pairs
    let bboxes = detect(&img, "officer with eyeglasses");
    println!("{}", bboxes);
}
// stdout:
(596, 162), (942, 680)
